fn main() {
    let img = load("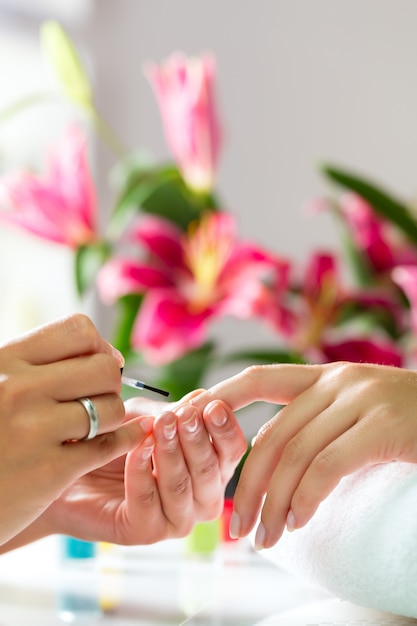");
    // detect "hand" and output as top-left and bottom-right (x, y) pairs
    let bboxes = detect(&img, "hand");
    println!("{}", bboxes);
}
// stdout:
(4, 395), (247, 548)
(191, 362), (417, 548)
(0, 314), (142, 547)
